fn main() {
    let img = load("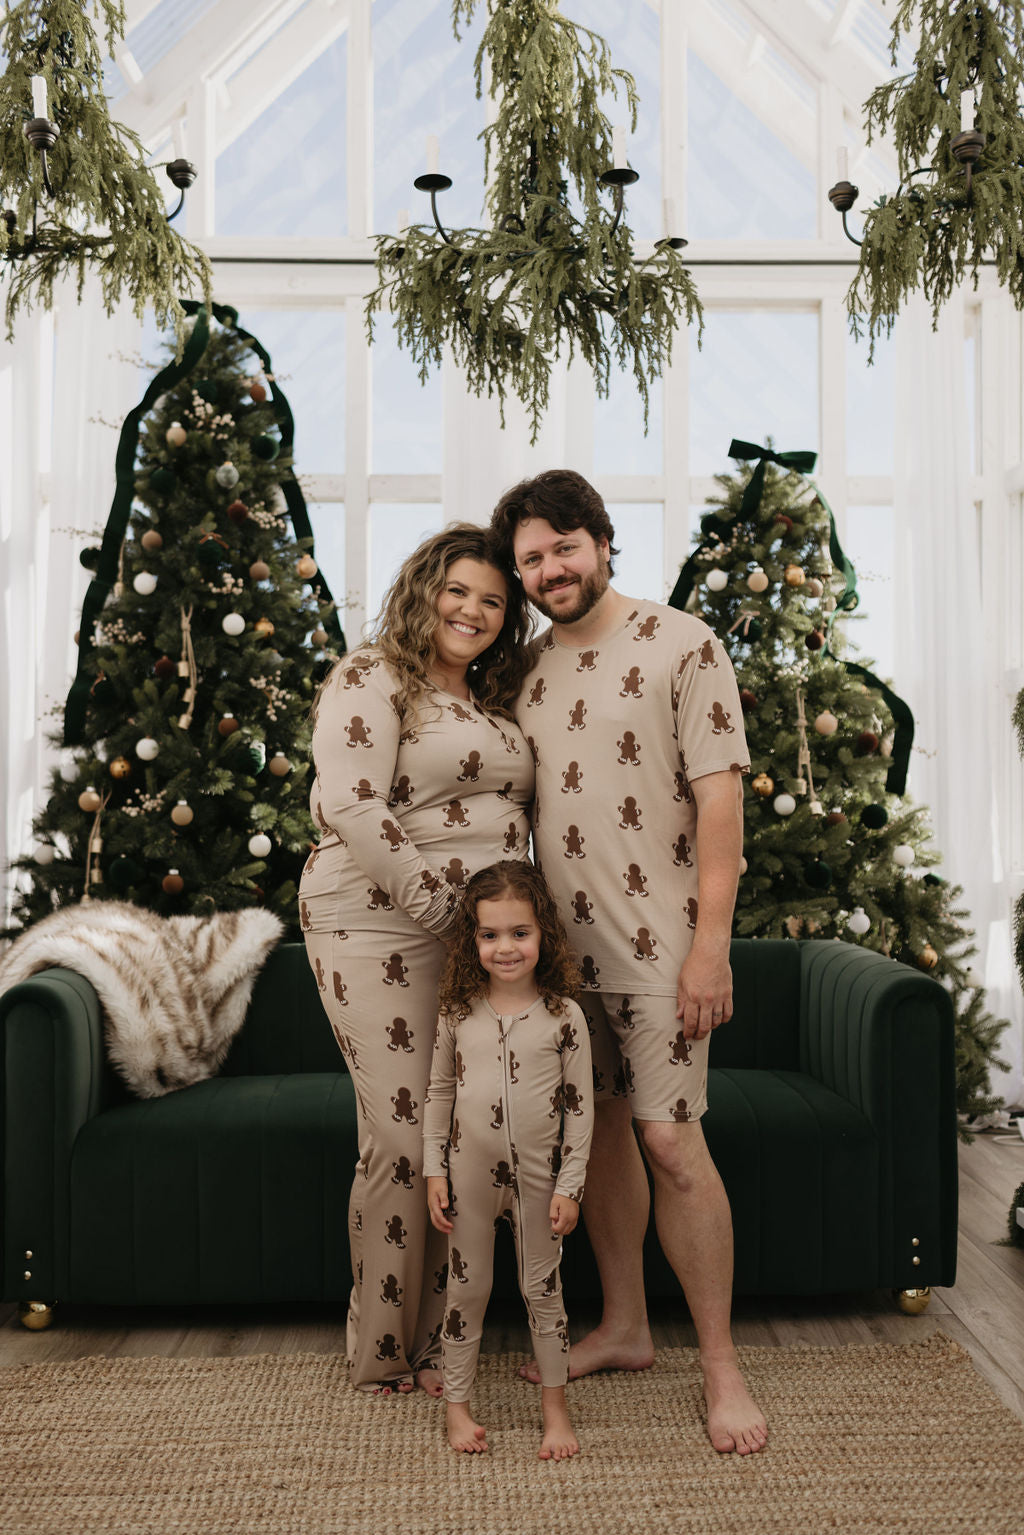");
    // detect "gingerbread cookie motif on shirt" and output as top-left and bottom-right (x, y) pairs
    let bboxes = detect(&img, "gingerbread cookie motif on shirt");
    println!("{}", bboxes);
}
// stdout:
(618, 796), (642, 830)
(623, 863), (648, 898)
(386, 1017), (414, 1053)
(457, 752), (482, 783)
(620, 667), (644, 697)
(568, 699), (587, 730)
(346, 716), (372, 748)
(673, 832), (693, 867)
(563, 824), (585, 858)
(562, 760), (583, 793)
(382, 952), (409, 986)
(618, 730), (641, 765)
(708, 701), (734, 735)
(390, 1087), (418, 1123)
